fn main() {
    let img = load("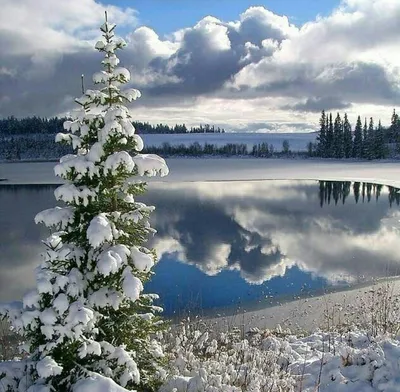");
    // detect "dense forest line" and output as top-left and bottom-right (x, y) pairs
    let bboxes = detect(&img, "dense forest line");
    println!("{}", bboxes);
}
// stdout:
(0, 136), (296, 161)
(0, 116), (225, 135)
(312, 110), (400, 159)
